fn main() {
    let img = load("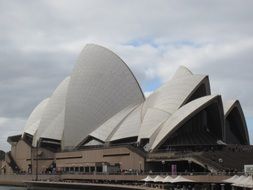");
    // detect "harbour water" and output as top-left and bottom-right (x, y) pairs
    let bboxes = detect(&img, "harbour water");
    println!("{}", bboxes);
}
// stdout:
(0, 187), (26, 190)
